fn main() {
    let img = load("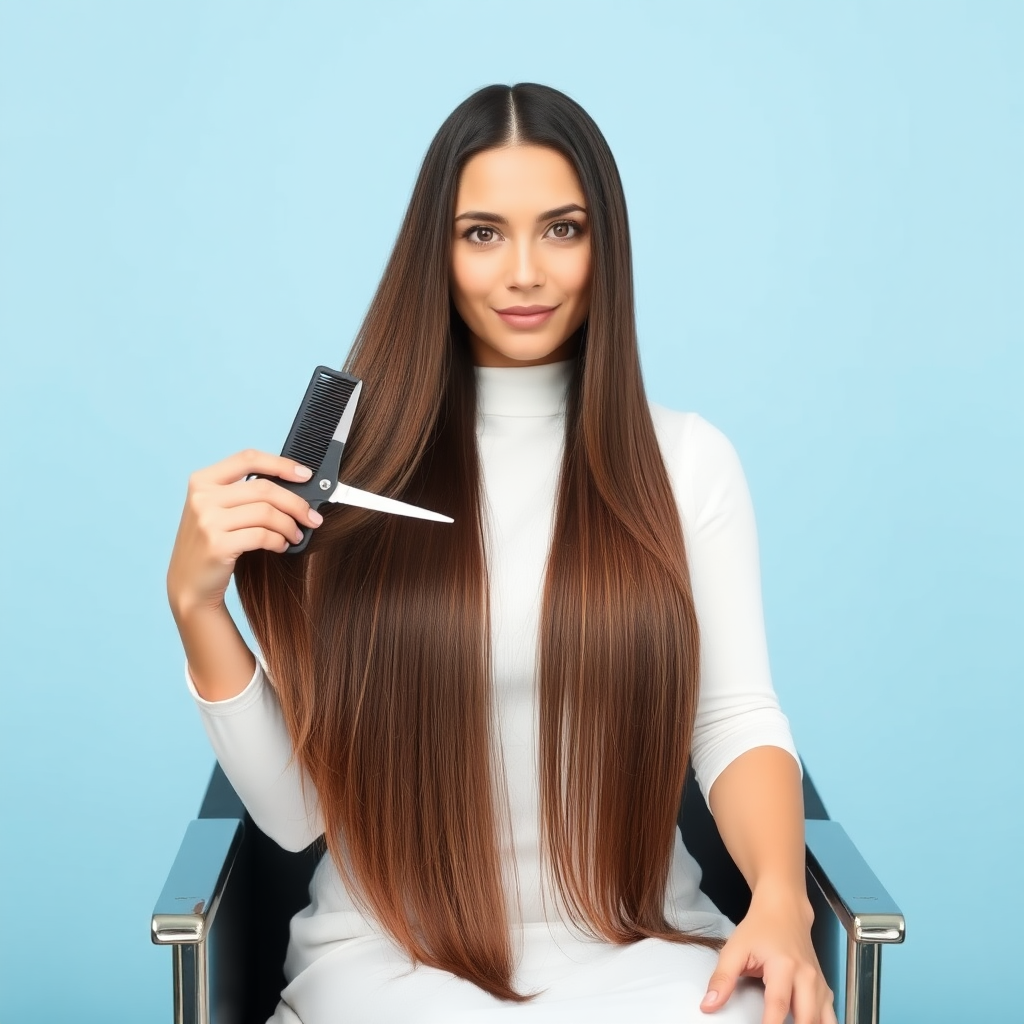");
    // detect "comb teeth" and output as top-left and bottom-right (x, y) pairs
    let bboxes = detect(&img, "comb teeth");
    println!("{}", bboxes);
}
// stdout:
(281, 369), (357, 470)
